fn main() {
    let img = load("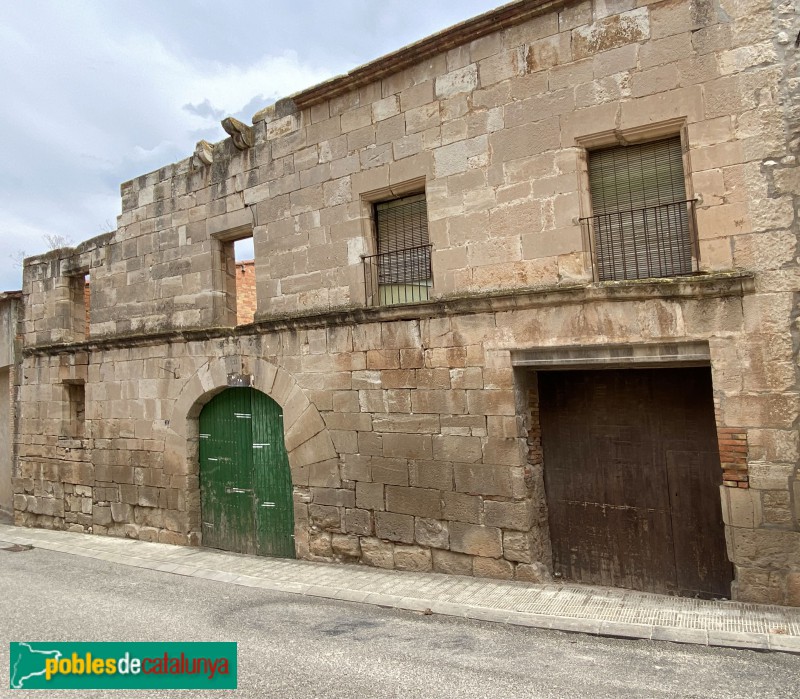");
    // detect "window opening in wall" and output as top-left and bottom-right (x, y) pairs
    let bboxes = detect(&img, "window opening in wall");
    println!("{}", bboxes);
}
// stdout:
(65, 382), (85, 439)
(363, 192), (432, 306)
(580, 136), (697, 281)
(234, 237), (255, 326)
(68, 273), (89, 340)
(83, 274), (90, 338)
(214, 232), (255, 327)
